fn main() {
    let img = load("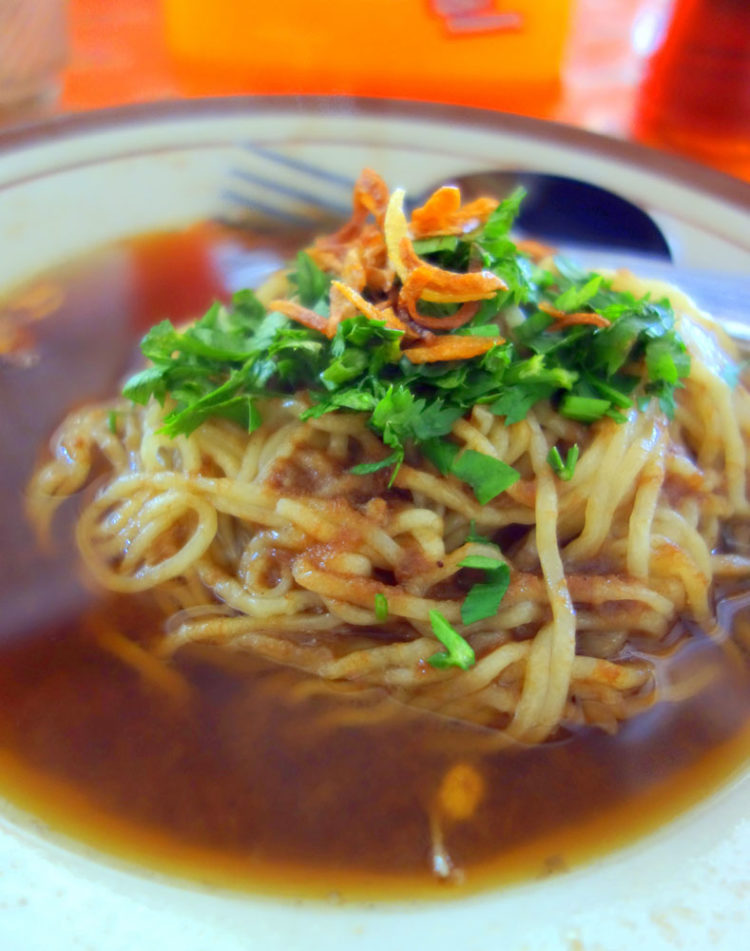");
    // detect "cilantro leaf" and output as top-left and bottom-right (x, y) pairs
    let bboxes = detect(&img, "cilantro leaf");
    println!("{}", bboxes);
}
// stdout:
(490, 383), (555, 424)
(412, 400), (465, 441)
(554, 274), (603, 312)
(461, 564), (511, 625)
(547, 443), (579, 481)
(320, 348), (369, 390)
(458, 555), (507, 571)
(466, 520), (493, 545)
(645, 332), (691, 386)
(559, 394), (611, 423)
(288, 251), (330, 306)
(423, 442), (519, 504)
(122, 366), (168, 405)
(371, 385), (421, 451)
(450, 450), (520, 505)
(480, 187), (526, 245)
(374, 592), (389, 622)
(421, 437), (460, 475)
(412, 235), (460, 255)
(350, 449), (402, 476)
(457, 555), (510, 625)
(369, 385), (461, 462)
(427, 610), (475, 670)
(122, 181), (692, 489)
